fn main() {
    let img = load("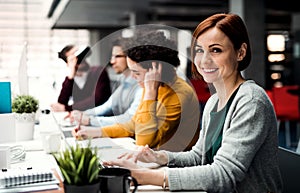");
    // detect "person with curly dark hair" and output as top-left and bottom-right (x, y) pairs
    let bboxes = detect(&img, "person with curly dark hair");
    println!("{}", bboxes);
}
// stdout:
(73, 31), (200, 151)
